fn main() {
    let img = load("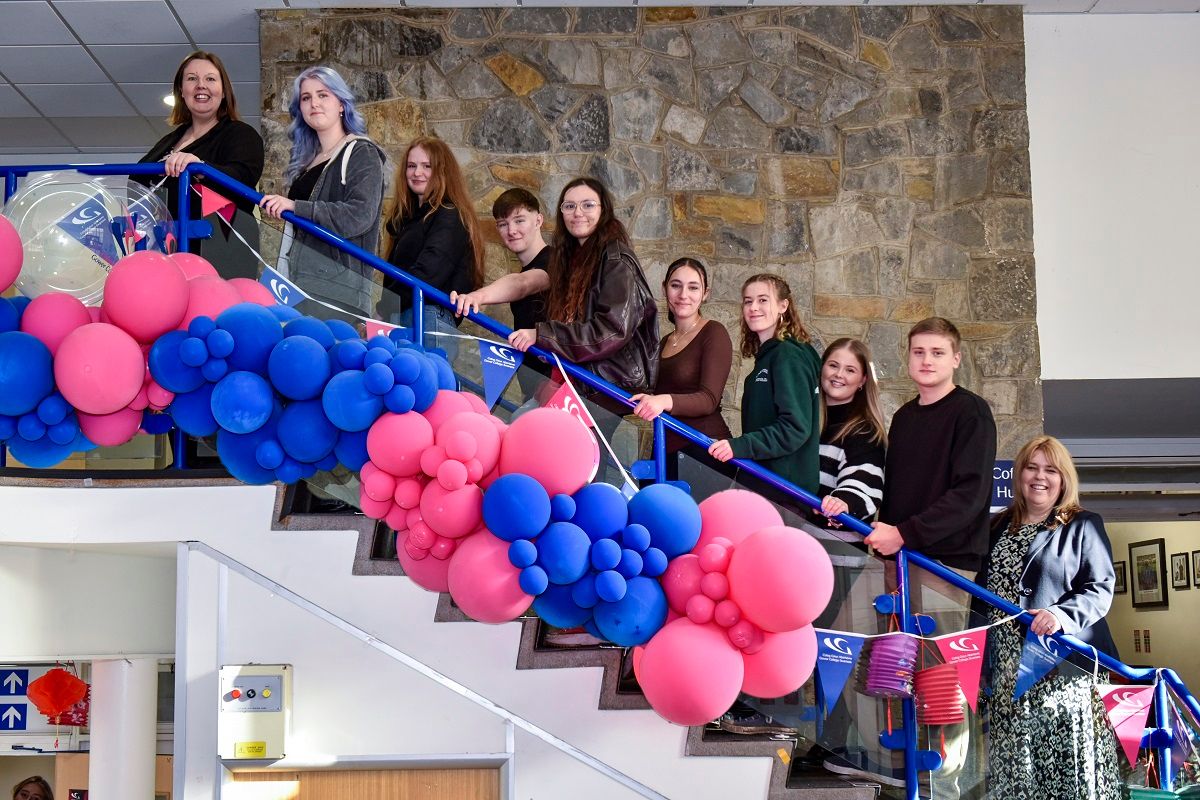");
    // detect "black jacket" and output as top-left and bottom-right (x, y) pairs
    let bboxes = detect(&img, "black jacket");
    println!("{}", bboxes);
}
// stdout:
(139, 117), (264, 217)
(378, 203), (474, 319)
(535, 241), (659, 395)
